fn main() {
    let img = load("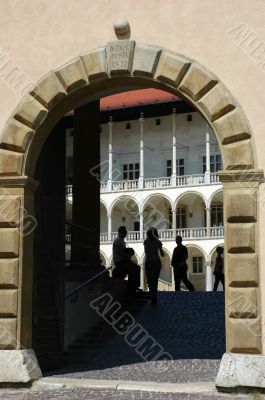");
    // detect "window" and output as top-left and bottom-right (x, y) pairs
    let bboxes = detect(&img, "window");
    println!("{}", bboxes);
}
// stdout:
(176, 207), (187, 228)
(203, 154), (222, 173)
(211, 204), (223, 226)
(126, 122), (131, 129)
(134, 221), (140, 231)
(166, 160), (172, 177)
(155, 118), (161, 126)
(123, 163), (139, 180)
(192, 256), (204, 273)
(166, 159), (185, 177)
